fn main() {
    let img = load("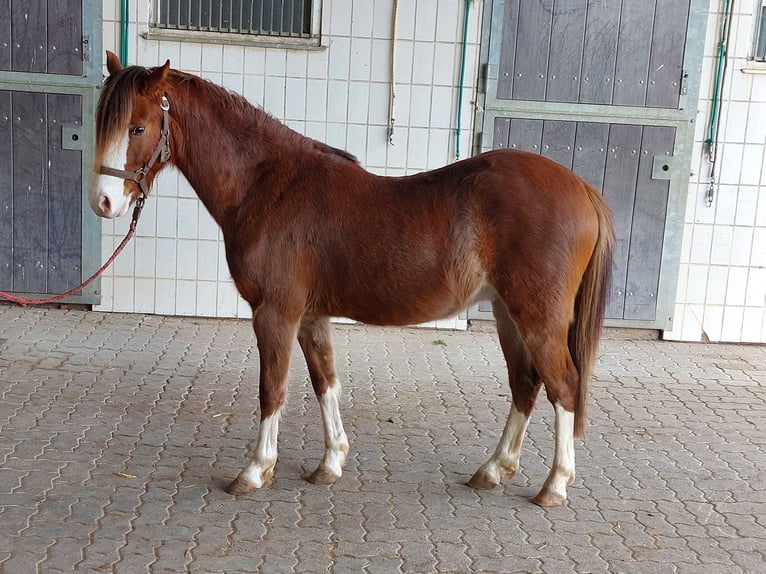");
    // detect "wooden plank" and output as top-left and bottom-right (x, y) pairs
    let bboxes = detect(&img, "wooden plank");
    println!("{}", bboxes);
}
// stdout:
(47, 93), (82, 292)
(613, 0), (656, 107)
(540, 120), (576, 169)
(601, 124), (643, 319)
(492, 117), (511, 149)
(579, 0), (620, 104)
(0, 91), (12, 290)
(12, 91), (48, 293)
(623, 126), (675, 321)
(496, 0), (520, 100)
(511, 0), (553, 101)
(546, 0), (587, 103)
(12, 0), (47, 73)
(646, 0), (690, 108)
(0, 0), (10, 71)
(47, 0), (83, 76)
(508, 118), (543, 153)
(572, 121), (609, 192)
